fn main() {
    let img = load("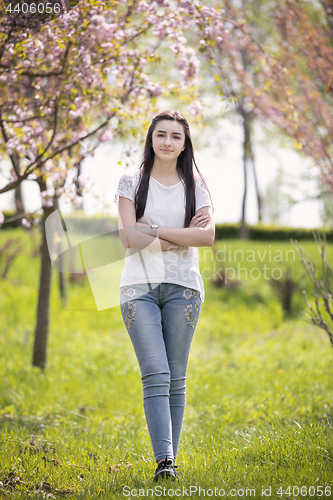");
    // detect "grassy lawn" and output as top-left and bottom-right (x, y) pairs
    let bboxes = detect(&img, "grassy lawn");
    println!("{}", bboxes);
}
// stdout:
(0, 228), (332, 499)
